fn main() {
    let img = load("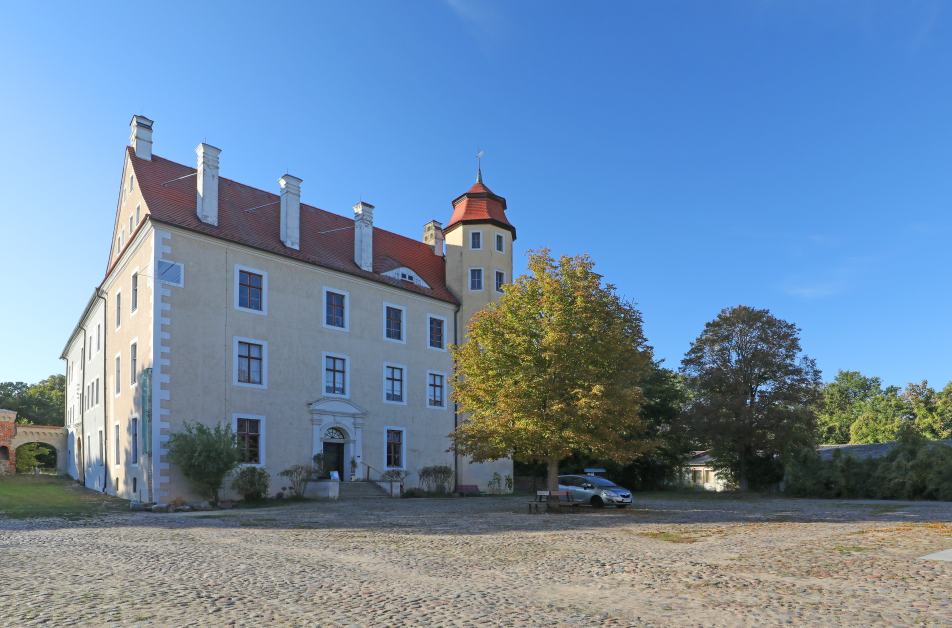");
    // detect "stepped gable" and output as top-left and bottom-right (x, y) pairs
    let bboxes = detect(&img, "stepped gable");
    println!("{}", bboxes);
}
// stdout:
(123, 147), (457, 304)
(445, 180), (515, 239)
